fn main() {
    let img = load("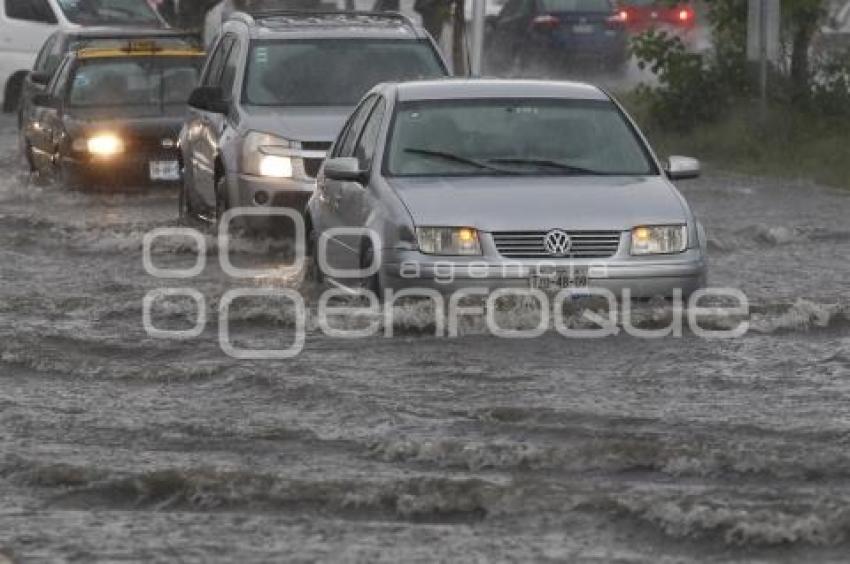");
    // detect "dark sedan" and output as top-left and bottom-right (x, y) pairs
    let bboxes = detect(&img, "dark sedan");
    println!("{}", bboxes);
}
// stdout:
(487, 0), (629, 73)
(22, 40), (204, 189)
